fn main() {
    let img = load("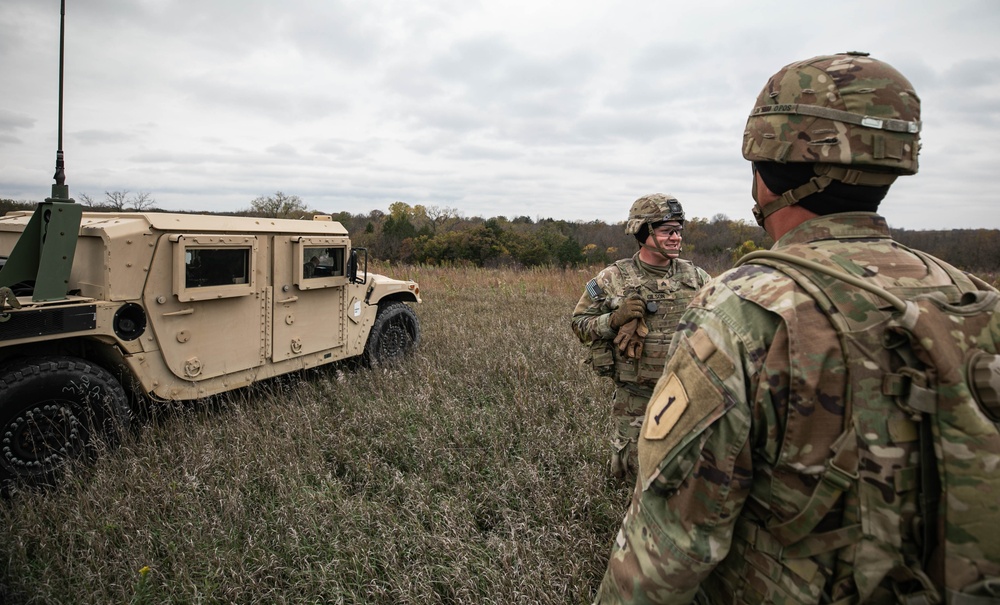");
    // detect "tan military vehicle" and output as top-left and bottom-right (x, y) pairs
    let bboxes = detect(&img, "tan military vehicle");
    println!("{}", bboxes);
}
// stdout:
(0, 209), (421, 486)
(0, 6), (420, 488)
